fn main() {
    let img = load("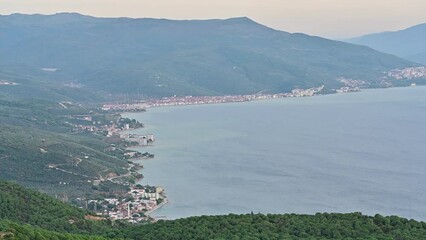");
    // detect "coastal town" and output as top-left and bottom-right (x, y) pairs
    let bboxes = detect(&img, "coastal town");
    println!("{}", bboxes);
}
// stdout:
(78, 185), (167, 223)
(101, 85), (325, 111)
(64, 111), (166, 223)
